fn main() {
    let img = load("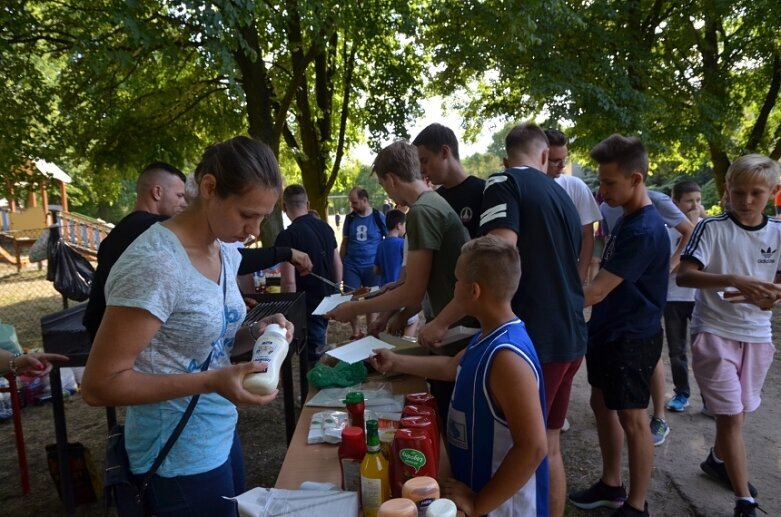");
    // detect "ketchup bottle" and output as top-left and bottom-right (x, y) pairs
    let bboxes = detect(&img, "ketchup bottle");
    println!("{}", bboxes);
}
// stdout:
(402, 405), (439, 444)
(389, 428), (438, 498)
(339, 426), (367, 492)
(346, 391), (365, 430)
(399, 415), (439, 471)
